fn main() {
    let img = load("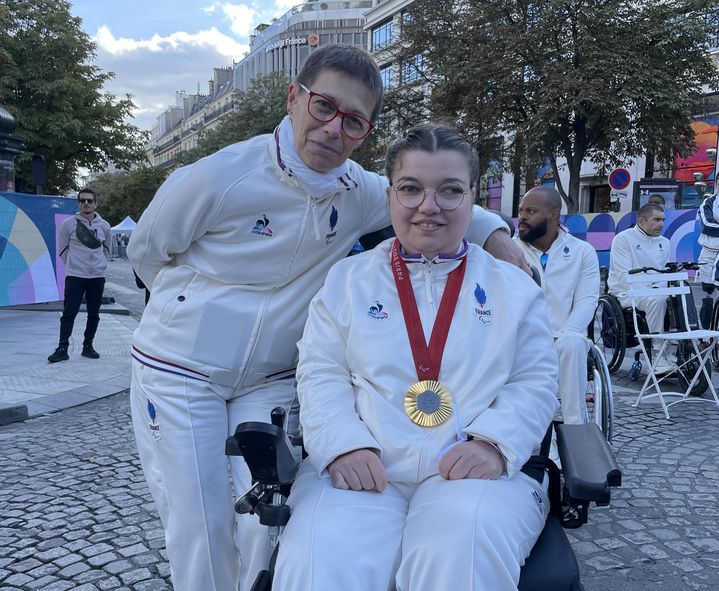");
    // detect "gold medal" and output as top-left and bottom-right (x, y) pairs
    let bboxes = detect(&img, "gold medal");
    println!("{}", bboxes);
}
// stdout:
(404, 380), (453, 427)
